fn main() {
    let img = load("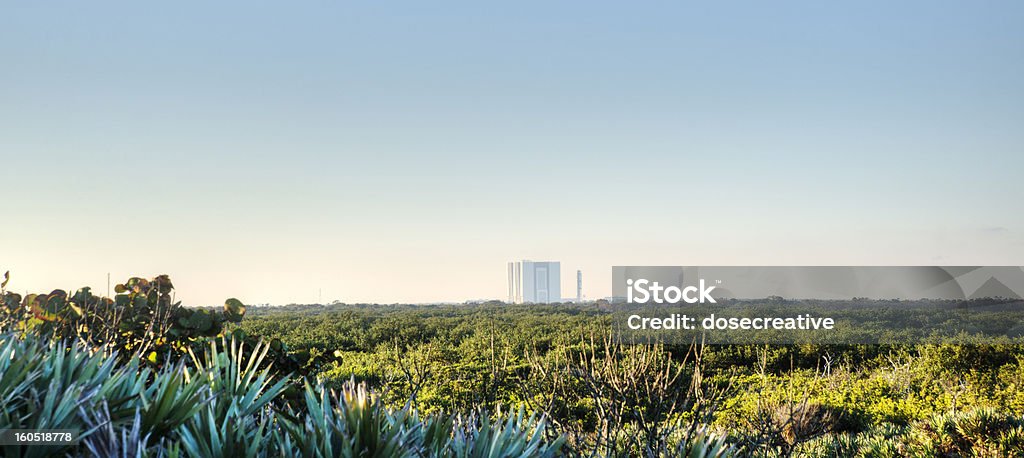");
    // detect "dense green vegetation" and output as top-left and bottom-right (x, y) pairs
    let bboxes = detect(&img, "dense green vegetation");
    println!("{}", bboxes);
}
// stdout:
(0, 274), (564, 458)
(1, 273), (1023, 456)
(242, 303), (1024, 456)
(0, 333), (563, 458)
